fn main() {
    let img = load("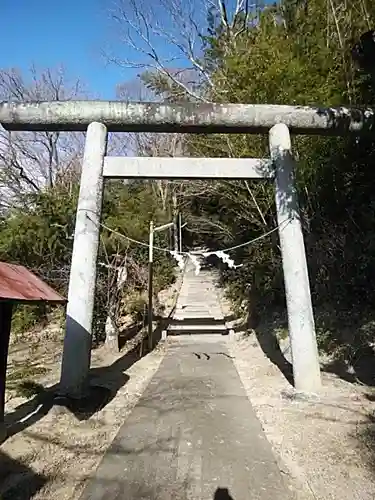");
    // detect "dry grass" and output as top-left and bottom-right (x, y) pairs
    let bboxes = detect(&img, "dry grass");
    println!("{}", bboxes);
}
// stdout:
(227, 330), (375, 500)
(213, 284), (375, 500)
(7, 265), (374, 500)
(2, 345), (166, 500)
(1, 268), (183, 500)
